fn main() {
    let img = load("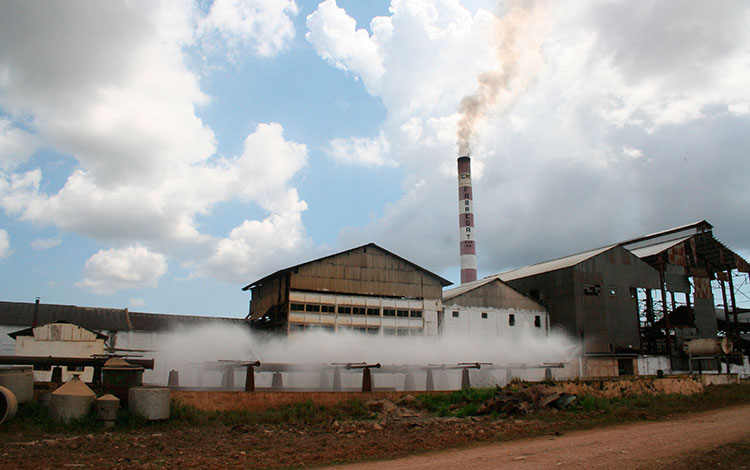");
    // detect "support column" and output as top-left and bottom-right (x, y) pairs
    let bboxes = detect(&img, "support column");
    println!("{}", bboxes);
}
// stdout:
(720, 278), (731, 338)
(271, 372), (283, 390)
(333, 368), (342, 391)
(361, 368), (372, 392)
(425, 369), (434, 391)
(659, 257), (672, 355)
(168, 370), (180, 387)
(244, 365), (255, 392)
(461, 368), (471, 389)
(728, 270), (739, 347)
(646, 290), (655, 353)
